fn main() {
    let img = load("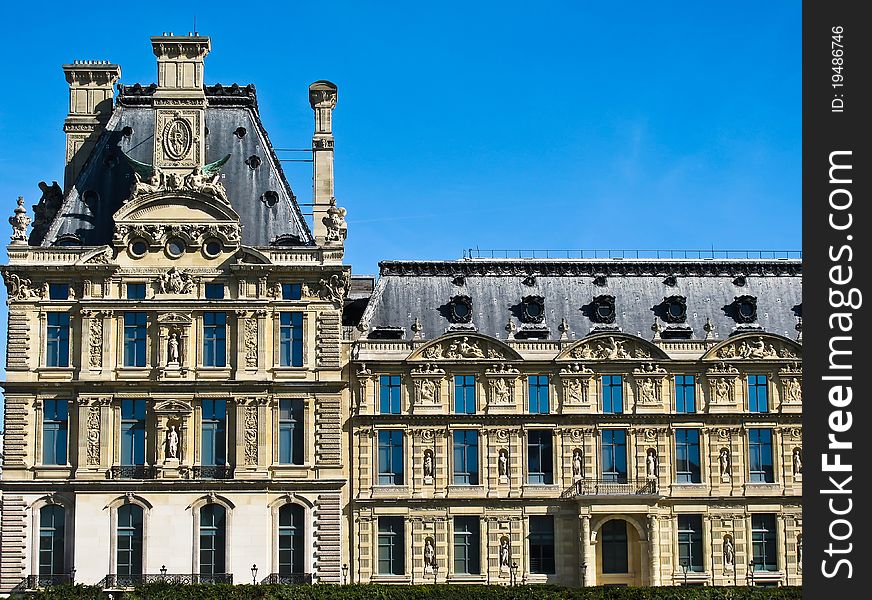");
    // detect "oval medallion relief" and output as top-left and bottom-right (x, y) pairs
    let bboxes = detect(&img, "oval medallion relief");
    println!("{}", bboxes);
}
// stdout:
(164, 118), (193, 161)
